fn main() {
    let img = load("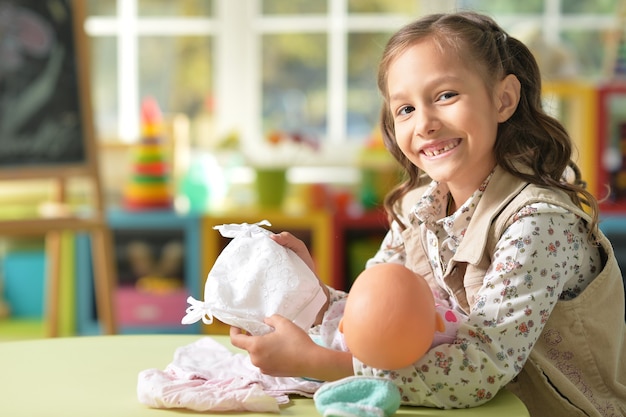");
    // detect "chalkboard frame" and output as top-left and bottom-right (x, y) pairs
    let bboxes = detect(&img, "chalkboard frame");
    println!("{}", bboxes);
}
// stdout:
(0, 0), (98, 180)
(0, 1), (117, 337)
